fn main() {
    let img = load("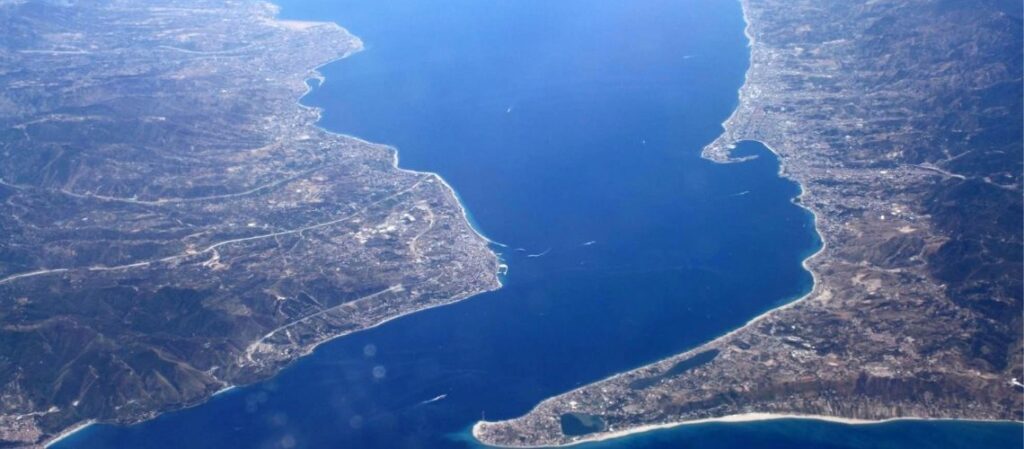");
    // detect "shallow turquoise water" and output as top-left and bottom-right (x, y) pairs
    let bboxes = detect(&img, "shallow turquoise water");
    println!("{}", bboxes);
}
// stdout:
(56, 1), (1021, 448)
